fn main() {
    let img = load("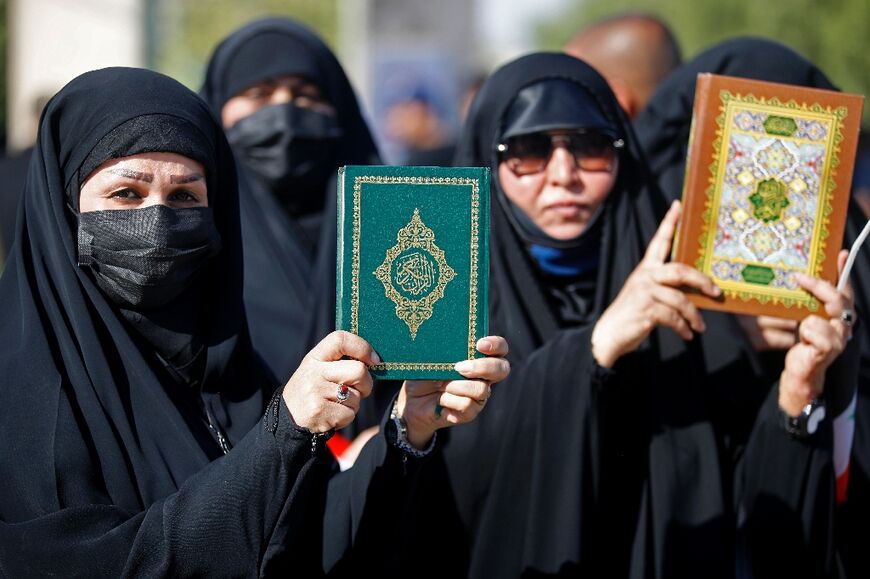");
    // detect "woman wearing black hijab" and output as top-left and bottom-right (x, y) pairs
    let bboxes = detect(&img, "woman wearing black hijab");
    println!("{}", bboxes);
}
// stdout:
(636, 37), (870, 577)
(415, 52), (855, 578)
(200, 18), (379, 385)
(0, 67), (508, 576)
